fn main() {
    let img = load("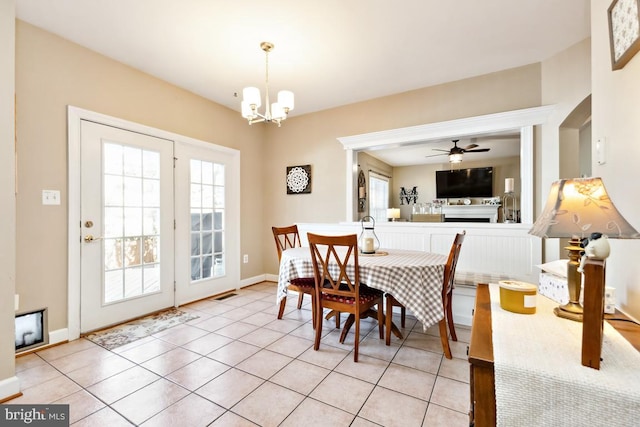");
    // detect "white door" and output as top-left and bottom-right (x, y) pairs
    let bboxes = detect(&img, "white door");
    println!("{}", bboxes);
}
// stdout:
(80, 121), (175, 332)
(174, 141), (240, 304)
